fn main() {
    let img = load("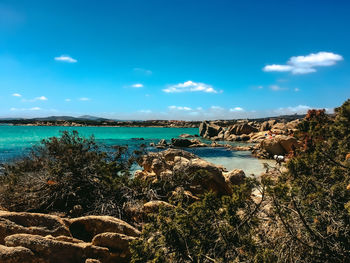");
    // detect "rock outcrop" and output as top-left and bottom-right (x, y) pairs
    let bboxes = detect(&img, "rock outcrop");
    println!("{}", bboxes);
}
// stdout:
(0, 212), (140, 263)
(259, 135), (300, 156)
(136, 149), (242, 196)
(199, 121), (223, 139)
